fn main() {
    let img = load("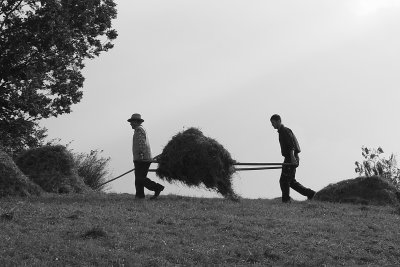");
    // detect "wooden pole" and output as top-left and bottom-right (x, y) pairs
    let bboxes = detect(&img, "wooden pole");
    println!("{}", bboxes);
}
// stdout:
(97, 168), (135, 188)
(234, 162), (294, 166)
(97, 161), (289, 188)
(97, 168), (158, 188)
(235, 166), (282, 171)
